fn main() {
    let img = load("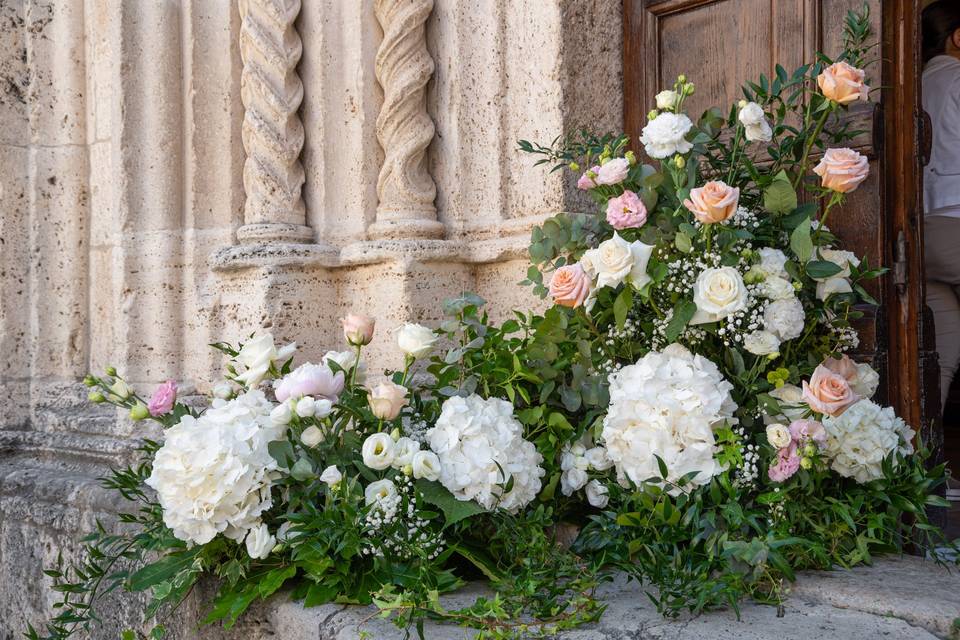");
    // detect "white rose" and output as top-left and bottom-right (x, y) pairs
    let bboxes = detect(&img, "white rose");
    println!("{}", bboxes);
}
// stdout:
(392, 437), (420, 468)
(691, 267), (748, 324)
(639, 112), (694, 159)
(319, 465), (342, 486)
(397, 323), (438, 359)
(580, 232), (654, 290)
(212, 382), (233, 400)
(655, 89), (679, 110)
(296, 396), (317, 418)
(852, 363), (880, 398)
(270, 402), (293, 425)
(234, 333), (296, 388)
(585, 446), (614, 471)
(762, 276), (795, 300)
(244, 522), (276, 560)
(361, 432), (396, 470)
(744, 330), (780, 356)
(300, 425), (324, 448)
(412, 450), (441, 481)
(364, 479), (397, 506)
(585, 480), (609, 508)
(595, 158), (630, 185)
(739, 102), (773, 143)
(324, 349), (366, 383)
(813, 249), (860, 281)
(756, 248), (788, 279)
(764, 296), (805, 341)
(765, 423), (792, 449)
(561, 467), (589, 496)
(816, 277), (853, 301)
(766, 384), (808, 424)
